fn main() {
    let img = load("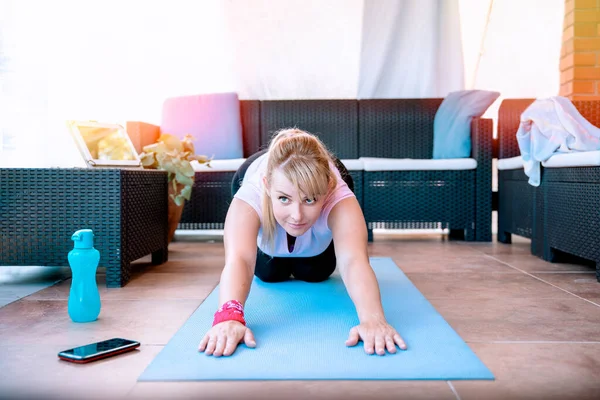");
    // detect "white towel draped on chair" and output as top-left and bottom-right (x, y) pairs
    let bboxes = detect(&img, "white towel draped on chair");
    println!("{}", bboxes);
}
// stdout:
(516, 96), (600, 186)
